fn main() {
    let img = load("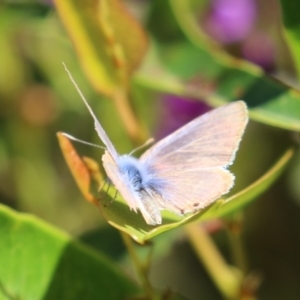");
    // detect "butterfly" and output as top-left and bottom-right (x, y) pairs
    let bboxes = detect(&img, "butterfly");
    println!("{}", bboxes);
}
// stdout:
(63, 64), (248, 225)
